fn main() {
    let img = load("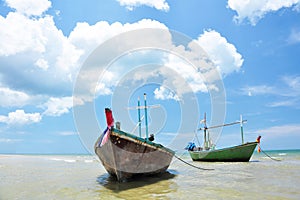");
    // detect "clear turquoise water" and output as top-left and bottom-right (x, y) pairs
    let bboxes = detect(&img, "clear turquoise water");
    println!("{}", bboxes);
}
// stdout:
(0, 150), (299, 199)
